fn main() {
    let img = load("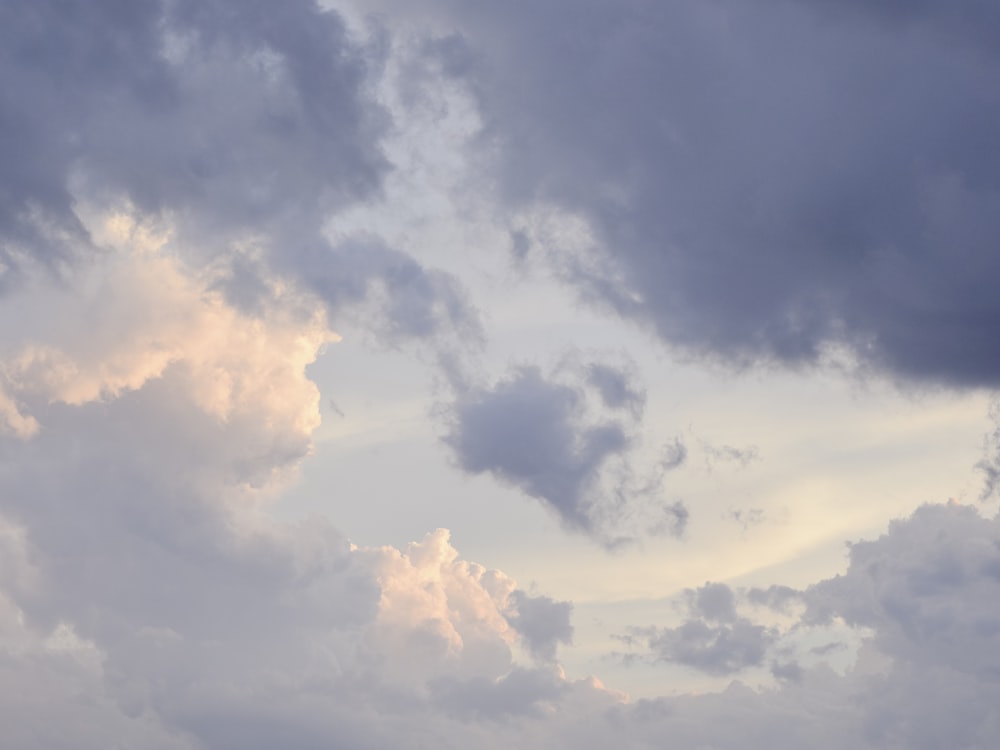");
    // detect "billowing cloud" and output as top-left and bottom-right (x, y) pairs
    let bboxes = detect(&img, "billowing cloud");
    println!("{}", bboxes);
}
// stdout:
(0, 0), (476, 346)
(2, 292), (1000, 750)
(803, 502), (1000, 680)
(385, 0), (1000, 387)
(600, 503), (1000, 748)
(0, 246), (569, 745)
(443, 362), (686, 544)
